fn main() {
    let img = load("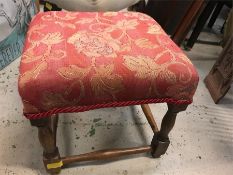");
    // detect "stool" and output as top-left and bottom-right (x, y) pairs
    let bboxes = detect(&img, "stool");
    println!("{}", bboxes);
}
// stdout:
(18, 11), (199, 174)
